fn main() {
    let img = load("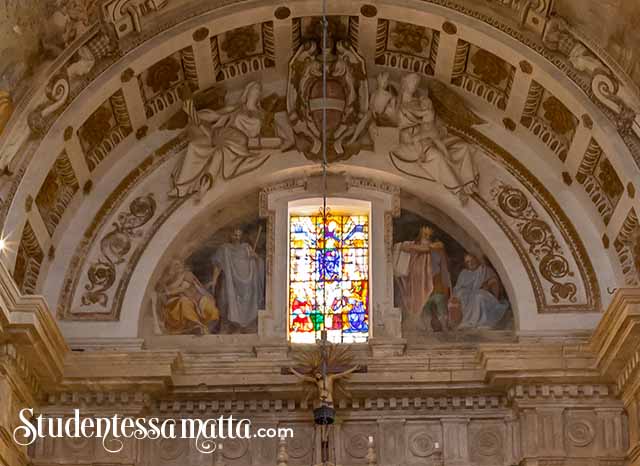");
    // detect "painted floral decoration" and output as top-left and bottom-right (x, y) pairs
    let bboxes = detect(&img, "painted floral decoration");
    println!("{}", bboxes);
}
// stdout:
(146, 56), (182, 94)
(542, 96), (576, 135)
(221, 26), (261, 61)
(391, 22), (430, 54)
(471, 49), (509, 86)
